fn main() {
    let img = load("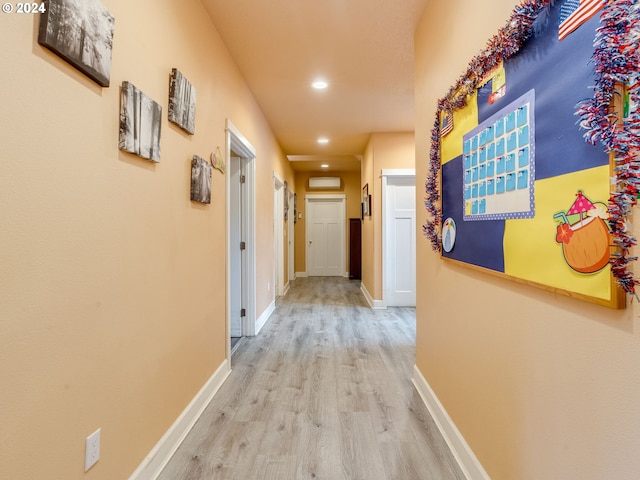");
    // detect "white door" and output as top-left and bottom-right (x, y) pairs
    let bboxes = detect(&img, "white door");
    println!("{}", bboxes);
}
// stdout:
(226, 119), (257, 358)
(229, 156), (245, 337)
(306, 196), (345, 277)
(288, 191), (295, 283)
(273, 176), (284, 296)
(384, 174), (416, 306)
